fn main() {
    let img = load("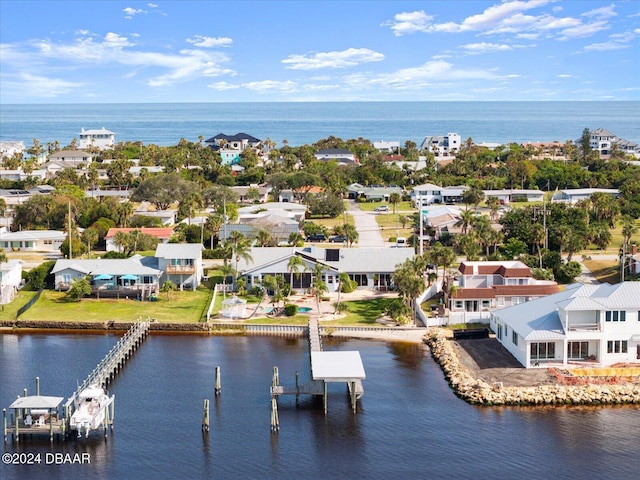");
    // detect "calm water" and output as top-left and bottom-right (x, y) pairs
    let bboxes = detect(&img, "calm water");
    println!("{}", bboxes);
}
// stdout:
(1, 101), (639, 148)
(1, 333), (638, 479)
